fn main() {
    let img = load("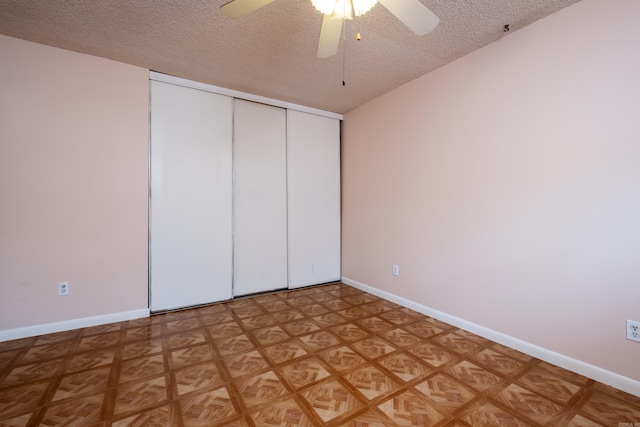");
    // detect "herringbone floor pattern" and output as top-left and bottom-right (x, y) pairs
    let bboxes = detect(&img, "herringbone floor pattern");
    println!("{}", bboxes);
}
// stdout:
(0, 283), (638, 426)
